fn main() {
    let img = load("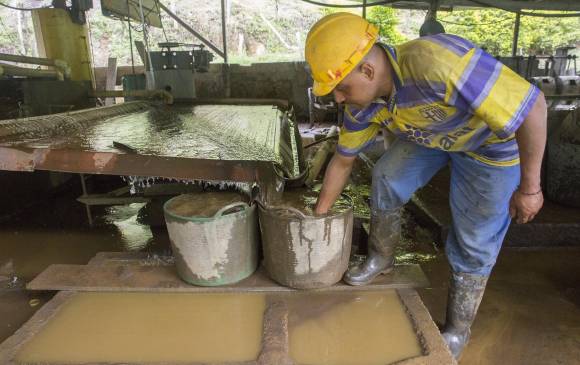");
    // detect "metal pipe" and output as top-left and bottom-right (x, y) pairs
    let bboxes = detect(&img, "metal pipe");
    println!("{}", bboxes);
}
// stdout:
(0, 62), (63, 80)
(127, 0), (136, 75)
(220, 0), (231, 97)
(89, 89), (174, 104)
(0, 53), (70, 78)
(362, 0), (367, 18)
(512, 12), (521, 57)
(175, 97), (289, 109)
(221, 0), (228, 63)
(79, 173), (93, 227)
